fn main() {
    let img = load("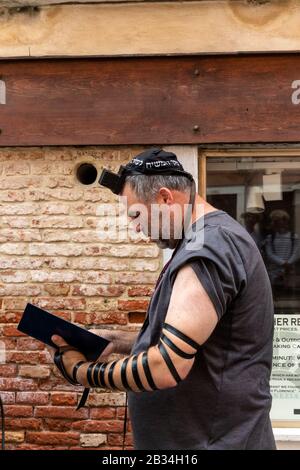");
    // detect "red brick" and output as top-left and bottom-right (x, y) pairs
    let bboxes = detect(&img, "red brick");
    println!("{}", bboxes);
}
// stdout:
(51, 393), (78, 406)
(71, 420), (124, 433)
(17, 337), (45, 350)
(89, 407), (116, 420)
(0, 378), (37, 391)
(6, 418), (42, 431)
(71, 285), (125, 297)
(44, 419), (73, 432)
(0, 338), (16, 349)
(7, 351), (51, 364)
(16, 392), (49, 405)
(0, 364), (17, 377)
(118, 299), (149, 311)
(33, 298), (85, 311)
(128, 286), (154, 296)
(34, 406), (88, 419)
(27, 432), (79, 446)
(0, 311), (22, 323)
(74, 311), (128, 326)
(5, 405), (33, 417)
(0, 392), (15, 404)
(107, 433), (133, 447)
(3, 325), (25, 337)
